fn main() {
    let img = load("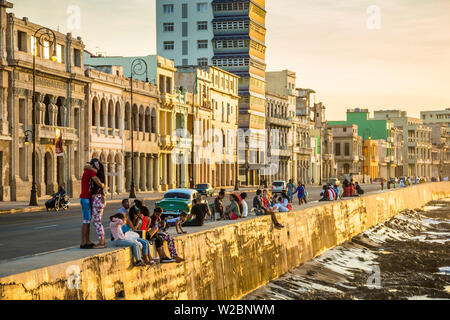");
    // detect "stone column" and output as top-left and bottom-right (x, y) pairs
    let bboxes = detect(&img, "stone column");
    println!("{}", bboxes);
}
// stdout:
(134, 153), (140, 191)
(140, 154), (146, 191)
(153, 155), (159, 191)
